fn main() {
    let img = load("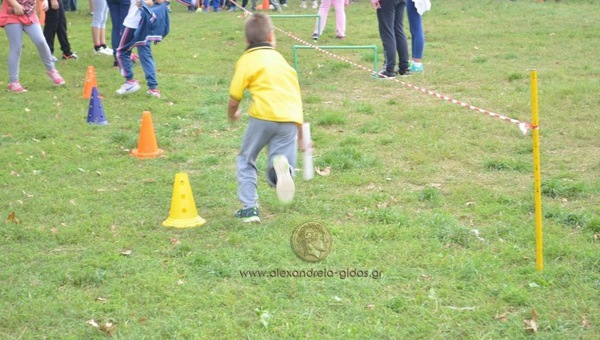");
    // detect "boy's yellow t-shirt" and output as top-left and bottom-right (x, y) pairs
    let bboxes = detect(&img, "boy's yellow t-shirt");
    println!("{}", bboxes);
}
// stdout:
(229, 44), (304, 125)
